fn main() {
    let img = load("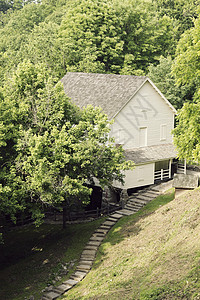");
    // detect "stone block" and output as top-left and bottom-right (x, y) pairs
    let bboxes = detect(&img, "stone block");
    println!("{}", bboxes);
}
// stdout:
(43, 291), (60, 300)
(82, 249), (96, 256)
(63, 279), (78, 286)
